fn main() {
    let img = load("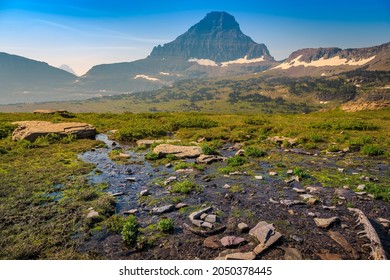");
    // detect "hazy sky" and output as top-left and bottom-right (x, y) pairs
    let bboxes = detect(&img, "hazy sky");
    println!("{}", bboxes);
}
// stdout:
(1, 0), (389, 75)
